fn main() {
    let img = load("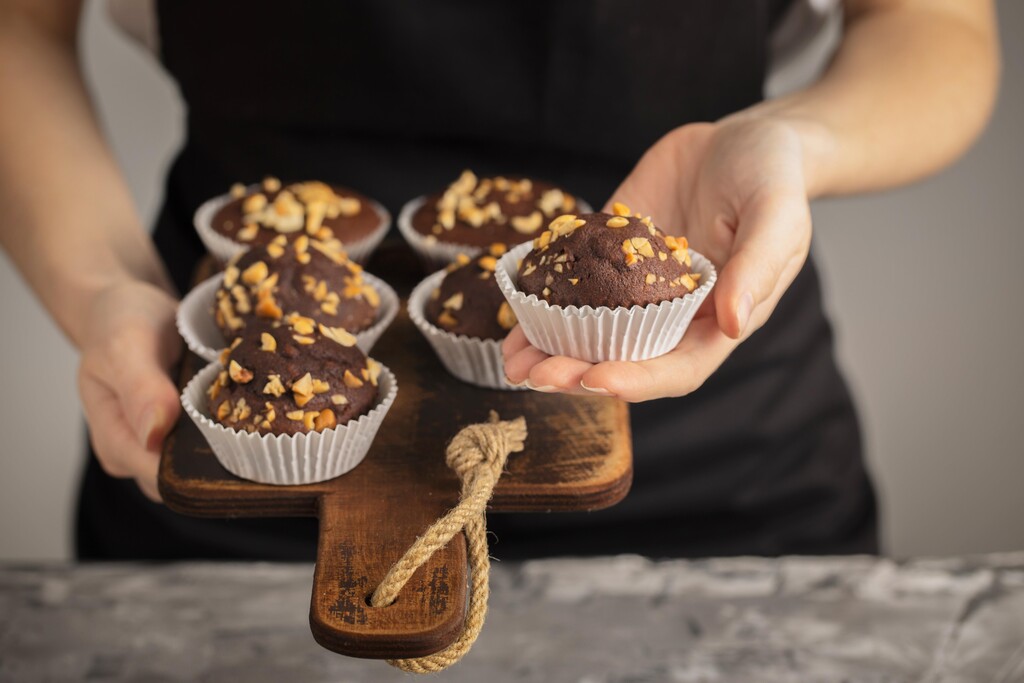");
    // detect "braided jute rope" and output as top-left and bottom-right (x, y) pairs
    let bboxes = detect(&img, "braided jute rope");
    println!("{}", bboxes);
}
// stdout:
(370, 411), (528, 673)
